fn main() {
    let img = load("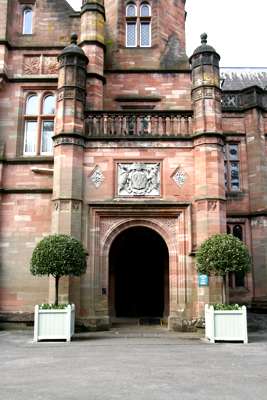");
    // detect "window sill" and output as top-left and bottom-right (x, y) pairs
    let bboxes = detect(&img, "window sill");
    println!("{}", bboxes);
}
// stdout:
(229, 287), (249, 293)
(4, 156), (54, 164)
(226, 191), (245, 199)
(125, 46), (152, 49)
